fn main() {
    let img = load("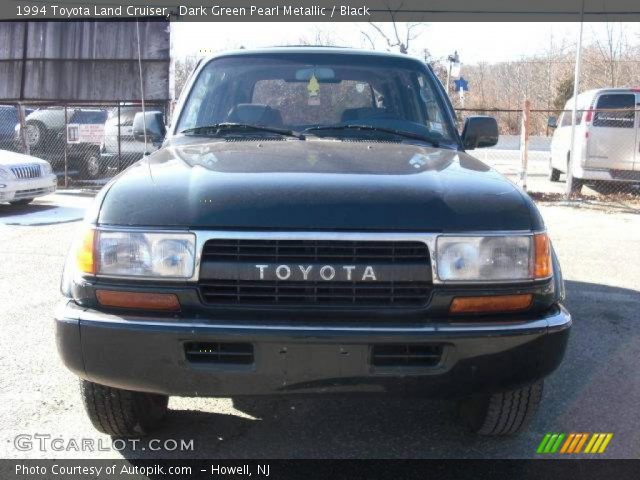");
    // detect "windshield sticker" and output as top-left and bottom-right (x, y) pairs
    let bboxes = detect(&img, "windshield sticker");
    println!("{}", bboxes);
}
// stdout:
(307, 73), (321, 105)
(429, 121), (444, 134)
(356, 83), (366, 93)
